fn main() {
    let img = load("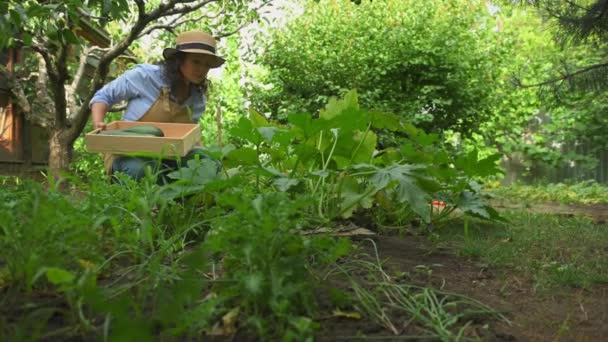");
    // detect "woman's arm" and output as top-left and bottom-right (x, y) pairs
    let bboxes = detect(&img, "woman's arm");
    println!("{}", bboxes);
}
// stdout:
(89, 65), (150, 128)
(91, 102), (109, 130)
